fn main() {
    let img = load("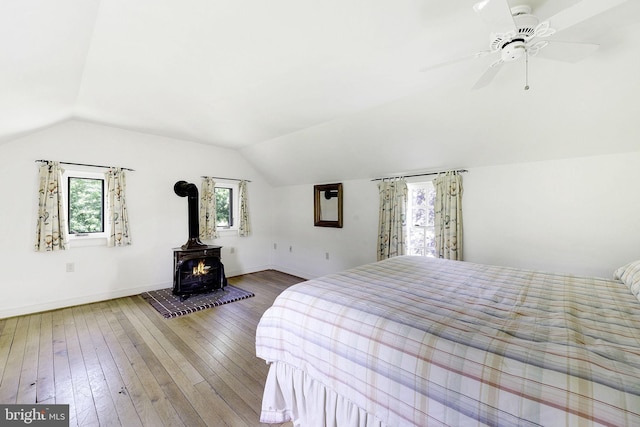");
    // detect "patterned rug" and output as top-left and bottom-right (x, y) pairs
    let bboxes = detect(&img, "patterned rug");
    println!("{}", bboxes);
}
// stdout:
(139, 285), (255, 319)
